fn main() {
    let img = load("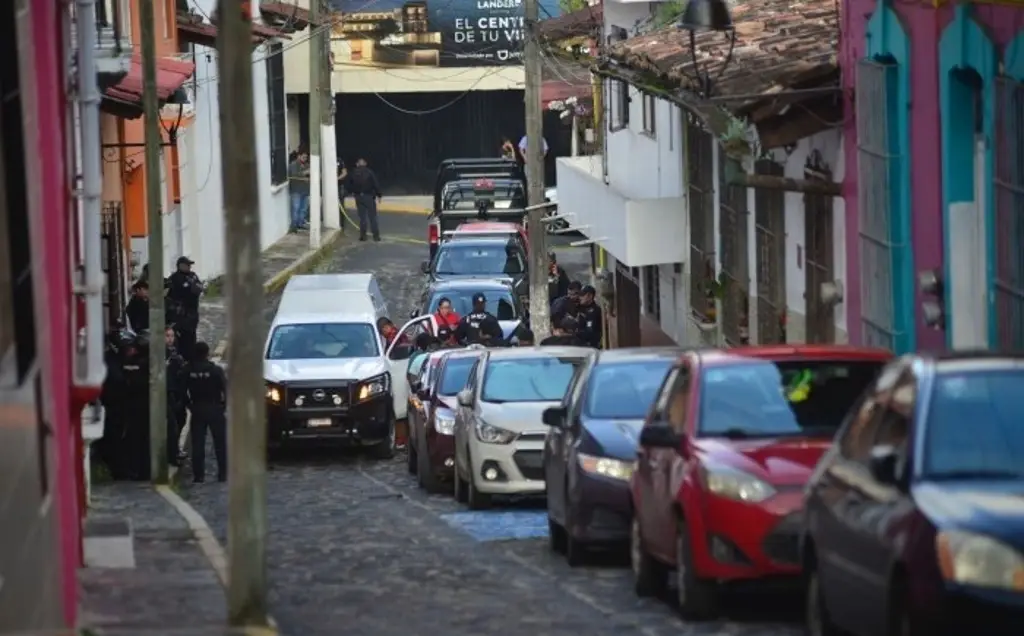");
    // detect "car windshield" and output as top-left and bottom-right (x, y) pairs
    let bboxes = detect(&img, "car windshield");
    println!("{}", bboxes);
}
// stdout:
(434, 242), (525, 275)
(925, 369), (1024, 479)
(584, 359), (674, 419)
(438, 356), (479, 395)
(699, 359), (884, 438)
(481, 357), (582, 403)
(428, 290), (518, 320)
(265, 323), (379, 360)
